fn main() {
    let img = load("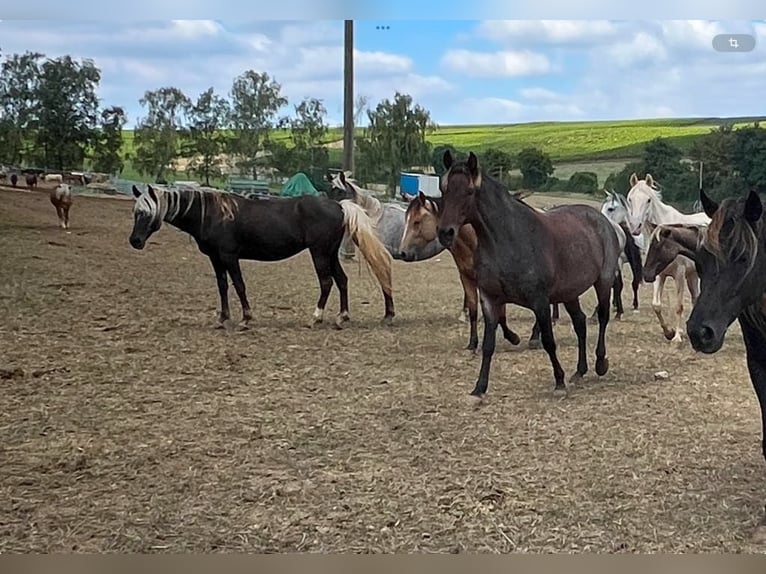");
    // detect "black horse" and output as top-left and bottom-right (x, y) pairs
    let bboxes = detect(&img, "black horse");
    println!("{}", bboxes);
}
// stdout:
(128, 184), (394, 329)
(435, 150), (621, 400)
